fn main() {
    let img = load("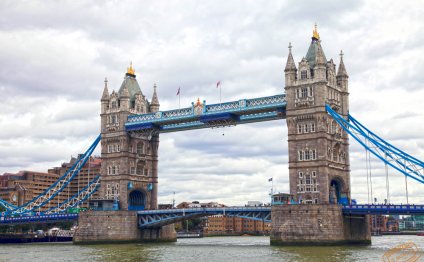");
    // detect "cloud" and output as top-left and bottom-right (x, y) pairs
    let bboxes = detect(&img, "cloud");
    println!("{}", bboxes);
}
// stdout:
(0, 0), (423, 206)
